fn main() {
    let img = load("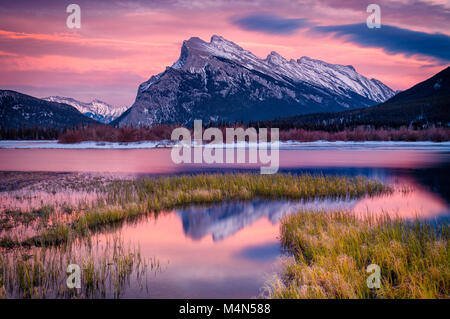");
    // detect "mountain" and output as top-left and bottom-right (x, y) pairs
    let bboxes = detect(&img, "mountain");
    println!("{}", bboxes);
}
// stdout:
(0, 90), (98, 129)
(177, 199), (356, 241)
(43, 96), (127, 124)
(114, 35), (395, 126)
(272, 66), (450, 129)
